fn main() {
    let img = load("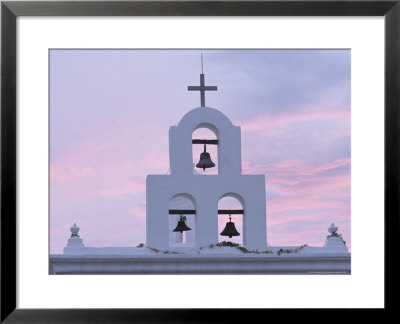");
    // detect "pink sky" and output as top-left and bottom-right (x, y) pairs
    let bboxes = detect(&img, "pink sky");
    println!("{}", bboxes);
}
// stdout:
(50, 49), (350, 253)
